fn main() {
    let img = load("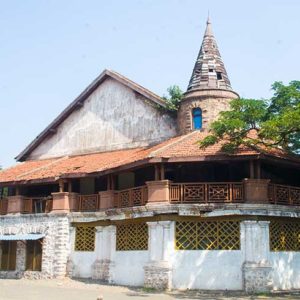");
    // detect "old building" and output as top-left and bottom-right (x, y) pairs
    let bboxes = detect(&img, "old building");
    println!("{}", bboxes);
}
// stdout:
(0, 18), (300, 292)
